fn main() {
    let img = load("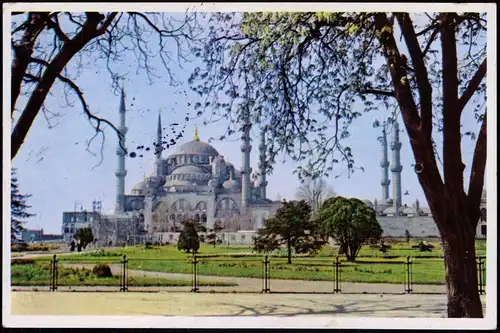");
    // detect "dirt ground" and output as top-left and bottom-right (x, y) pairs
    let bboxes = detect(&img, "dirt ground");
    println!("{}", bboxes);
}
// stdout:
(10, 291), (487, 318)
